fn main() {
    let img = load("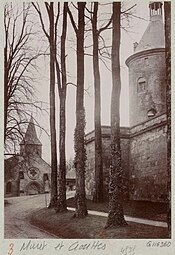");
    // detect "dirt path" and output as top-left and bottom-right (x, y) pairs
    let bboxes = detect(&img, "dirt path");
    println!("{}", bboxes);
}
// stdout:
(4, 192), (75, 239)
